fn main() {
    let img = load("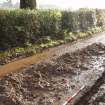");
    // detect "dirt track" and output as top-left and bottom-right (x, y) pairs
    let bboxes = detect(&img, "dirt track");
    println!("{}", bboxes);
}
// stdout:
(0, 32), (105, 77)
(0, 43), (105, 105)
(1, 33), (105, 105)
